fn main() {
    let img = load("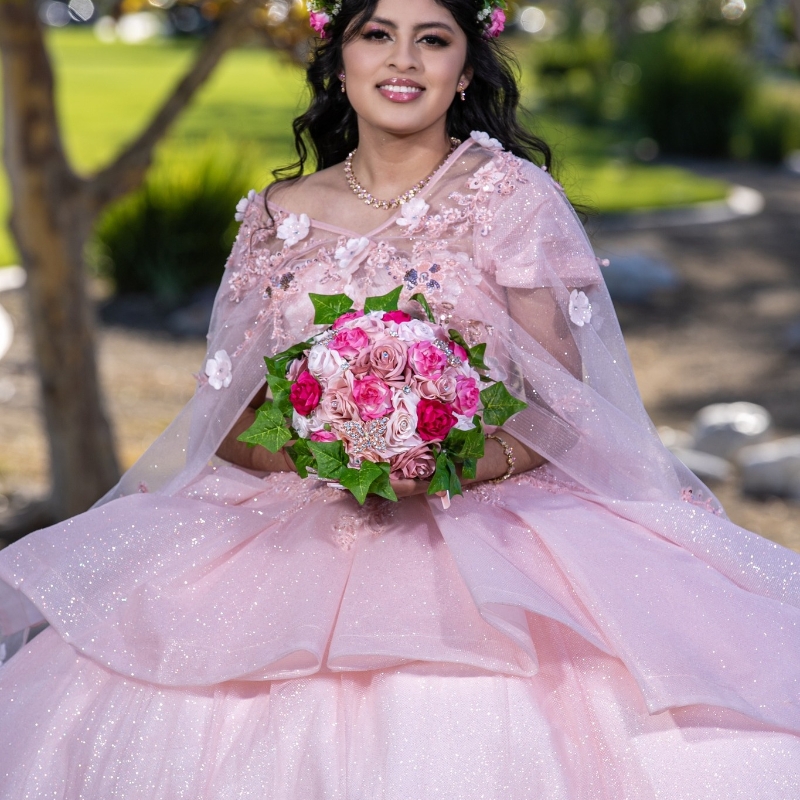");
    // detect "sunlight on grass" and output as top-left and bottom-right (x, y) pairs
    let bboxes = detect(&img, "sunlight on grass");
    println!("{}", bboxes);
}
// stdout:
(0, 27), (728, 267)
